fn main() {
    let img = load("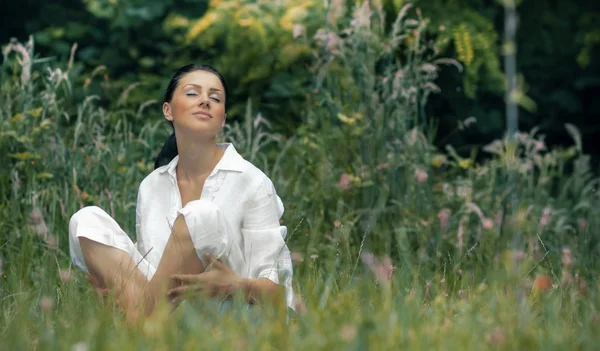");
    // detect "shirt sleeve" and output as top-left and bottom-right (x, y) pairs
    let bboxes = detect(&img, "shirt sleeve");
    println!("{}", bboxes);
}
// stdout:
(135, 184), (143, 241)
(241, 176), (294, 306)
